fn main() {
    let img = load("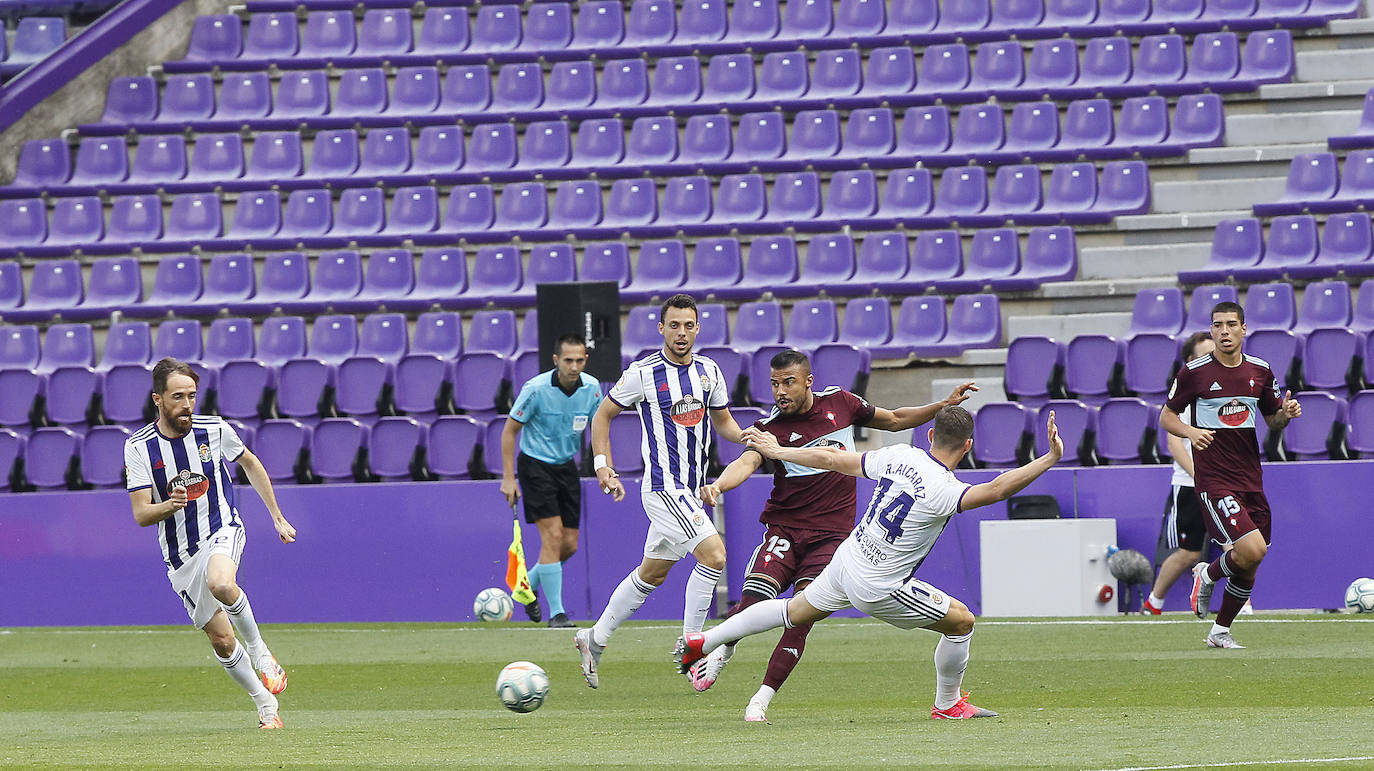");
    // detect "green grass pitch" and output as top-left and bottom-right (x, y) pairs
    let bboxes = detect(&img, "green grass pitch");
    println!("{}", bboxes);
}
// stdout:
(3, 616), (1372, 769)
